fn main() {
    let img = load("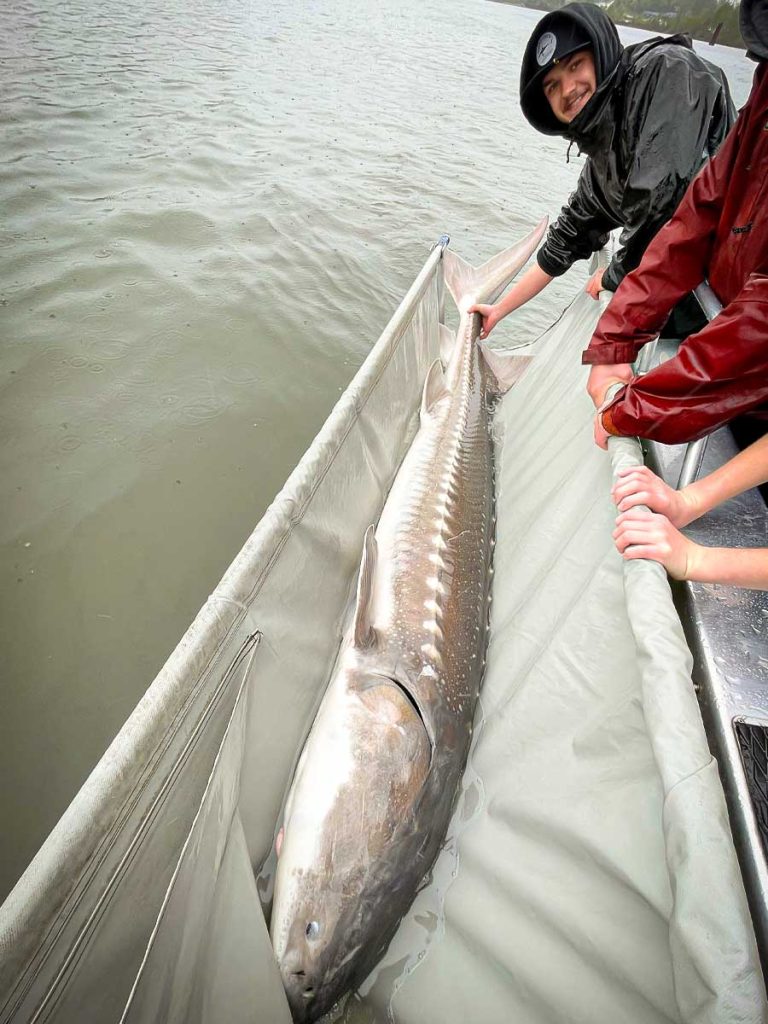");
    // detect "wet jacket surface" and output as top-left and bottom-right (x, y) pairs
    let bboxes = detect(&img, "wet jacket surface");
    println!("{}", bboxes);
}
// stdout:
(522, 6), (735, 291)
(583, 61), (768, 445)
